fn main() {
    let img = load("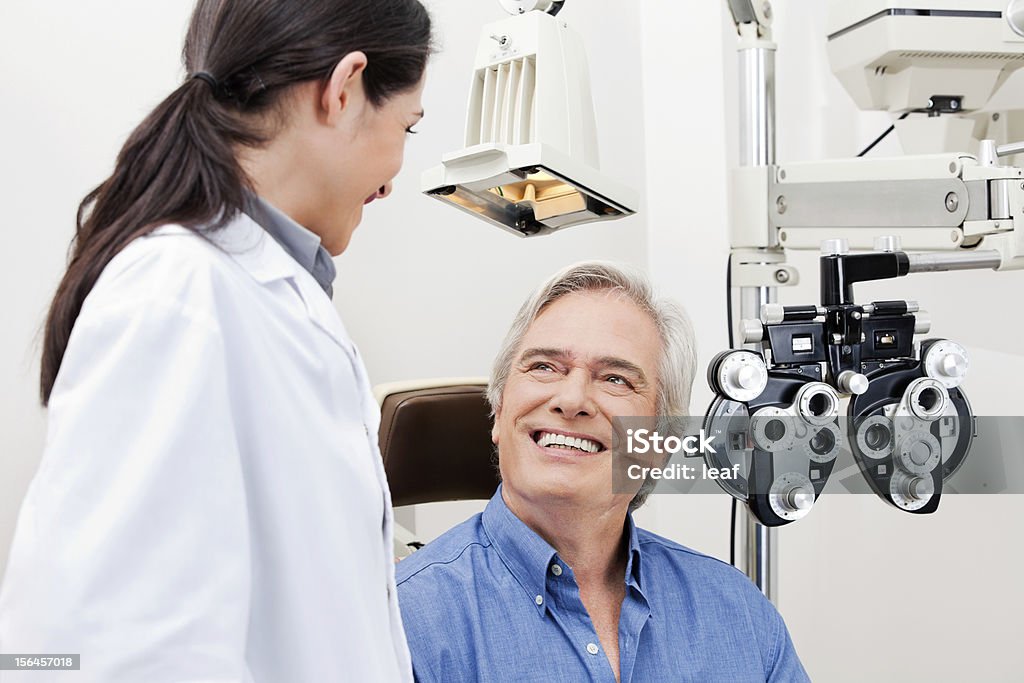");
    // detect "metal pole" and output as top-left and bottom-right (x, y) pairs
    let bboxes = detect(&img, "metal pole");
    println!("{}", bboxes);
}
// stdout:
(907, 251), (1002, 273)
(738, 40), (775, 169)
(735, 20), (778, 600)
(737, 286), (777, 600)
